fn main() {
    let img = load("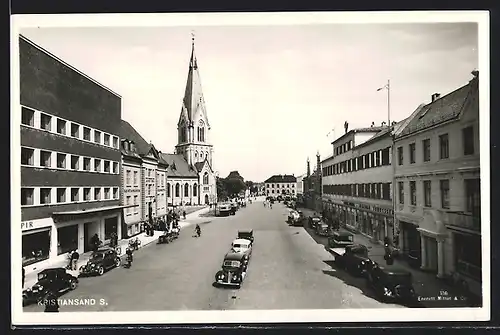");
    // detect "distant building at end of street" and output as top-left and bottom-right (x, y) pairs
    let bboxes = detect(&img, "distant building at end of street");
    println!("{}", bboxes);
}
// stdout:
(264, 174), (297, 197)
